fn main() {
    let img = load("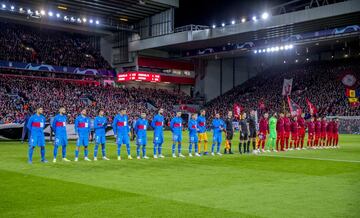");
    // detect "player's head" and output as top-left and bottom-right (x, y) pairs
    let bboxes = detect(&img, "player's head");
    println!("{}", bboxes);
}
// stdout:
(59, 107), (66, 114)
(293, 116), (297, 121)
(311, 116), (315, 121)
(301, 113), (305, 118)
(141, 112), (146, 119)
(158, 108), (164, 115)
(36, 107), (43, 115)
(286, 113), (290, 117)
(279, 112), (284, 118)
(192, 113), (197, 120)
(81, 109), (87, 116)
(176, 111), (182, 117)
(273, 112), (277, 117)
(250, 110), (256, 116)
(264, 113), (269, 119)
(335, 117), (339, 122)
(215, 113), (220, 119)
(242, 112), (247, 119)
(227, 111), (232, 118)
(322, 117), (326, 121)
(99, 109), (105, 116)
(120, 108), (126, 115)
(200, 109), (206, 116)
